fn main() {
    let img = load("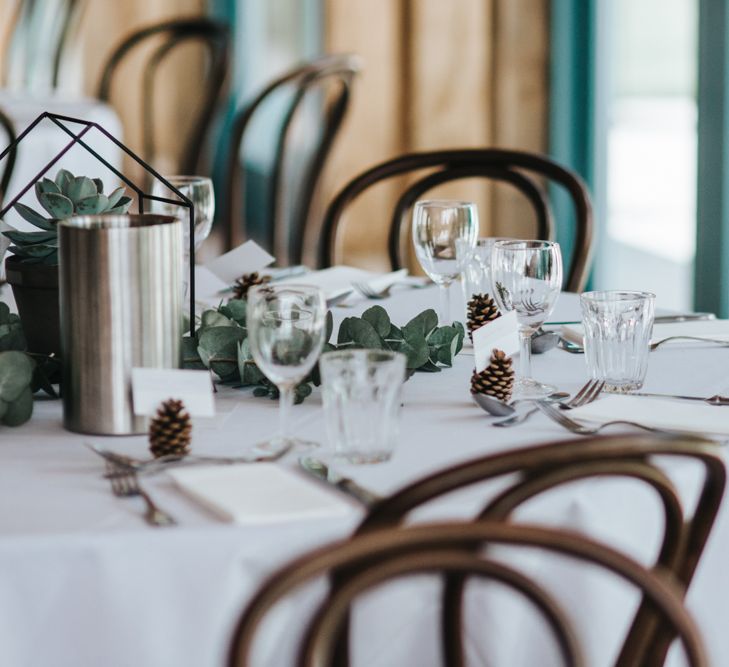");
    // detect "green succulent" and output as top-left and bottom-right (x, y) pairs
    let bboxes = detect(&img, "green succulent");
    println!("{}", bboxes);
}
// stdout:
(2, 168), (132, 266)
